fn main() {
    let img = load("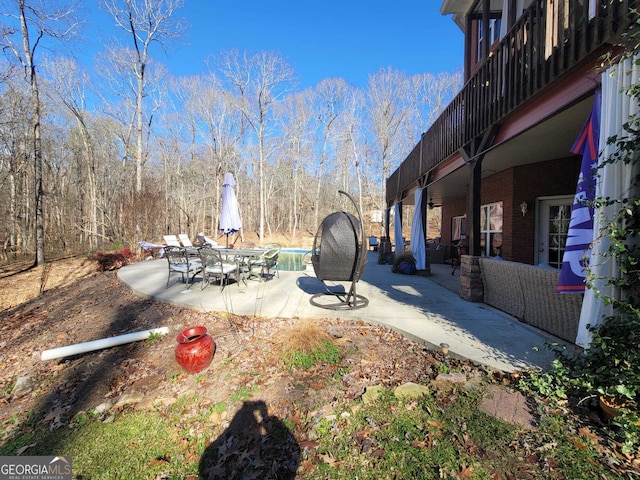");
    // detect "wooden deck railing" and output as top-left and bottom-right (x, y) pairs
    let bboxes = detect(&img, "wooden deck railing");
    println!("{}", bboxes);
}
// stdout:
(387, 0), (636, 204)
